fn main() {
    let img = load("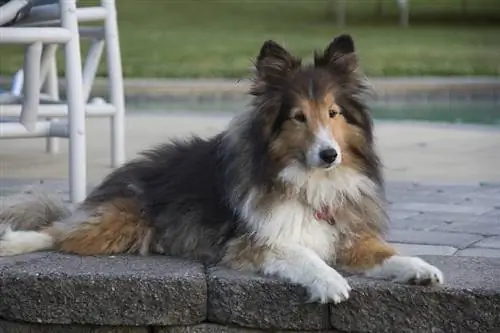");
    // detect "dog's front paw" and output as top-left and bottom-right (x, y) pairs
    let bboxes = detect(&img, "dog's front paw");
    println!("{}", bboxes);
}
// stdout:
(307, 269), (351, 304)
(388, 256), (444, 286)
